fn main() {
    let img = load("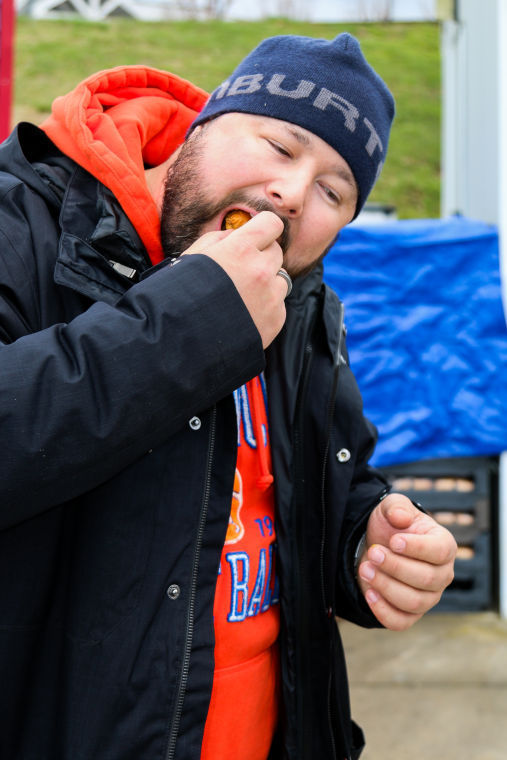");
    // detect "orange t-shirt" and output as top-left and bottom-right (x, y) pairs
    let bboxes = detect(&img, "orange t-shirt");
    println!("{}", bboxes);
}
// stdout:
(201, 376), (280, 760)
